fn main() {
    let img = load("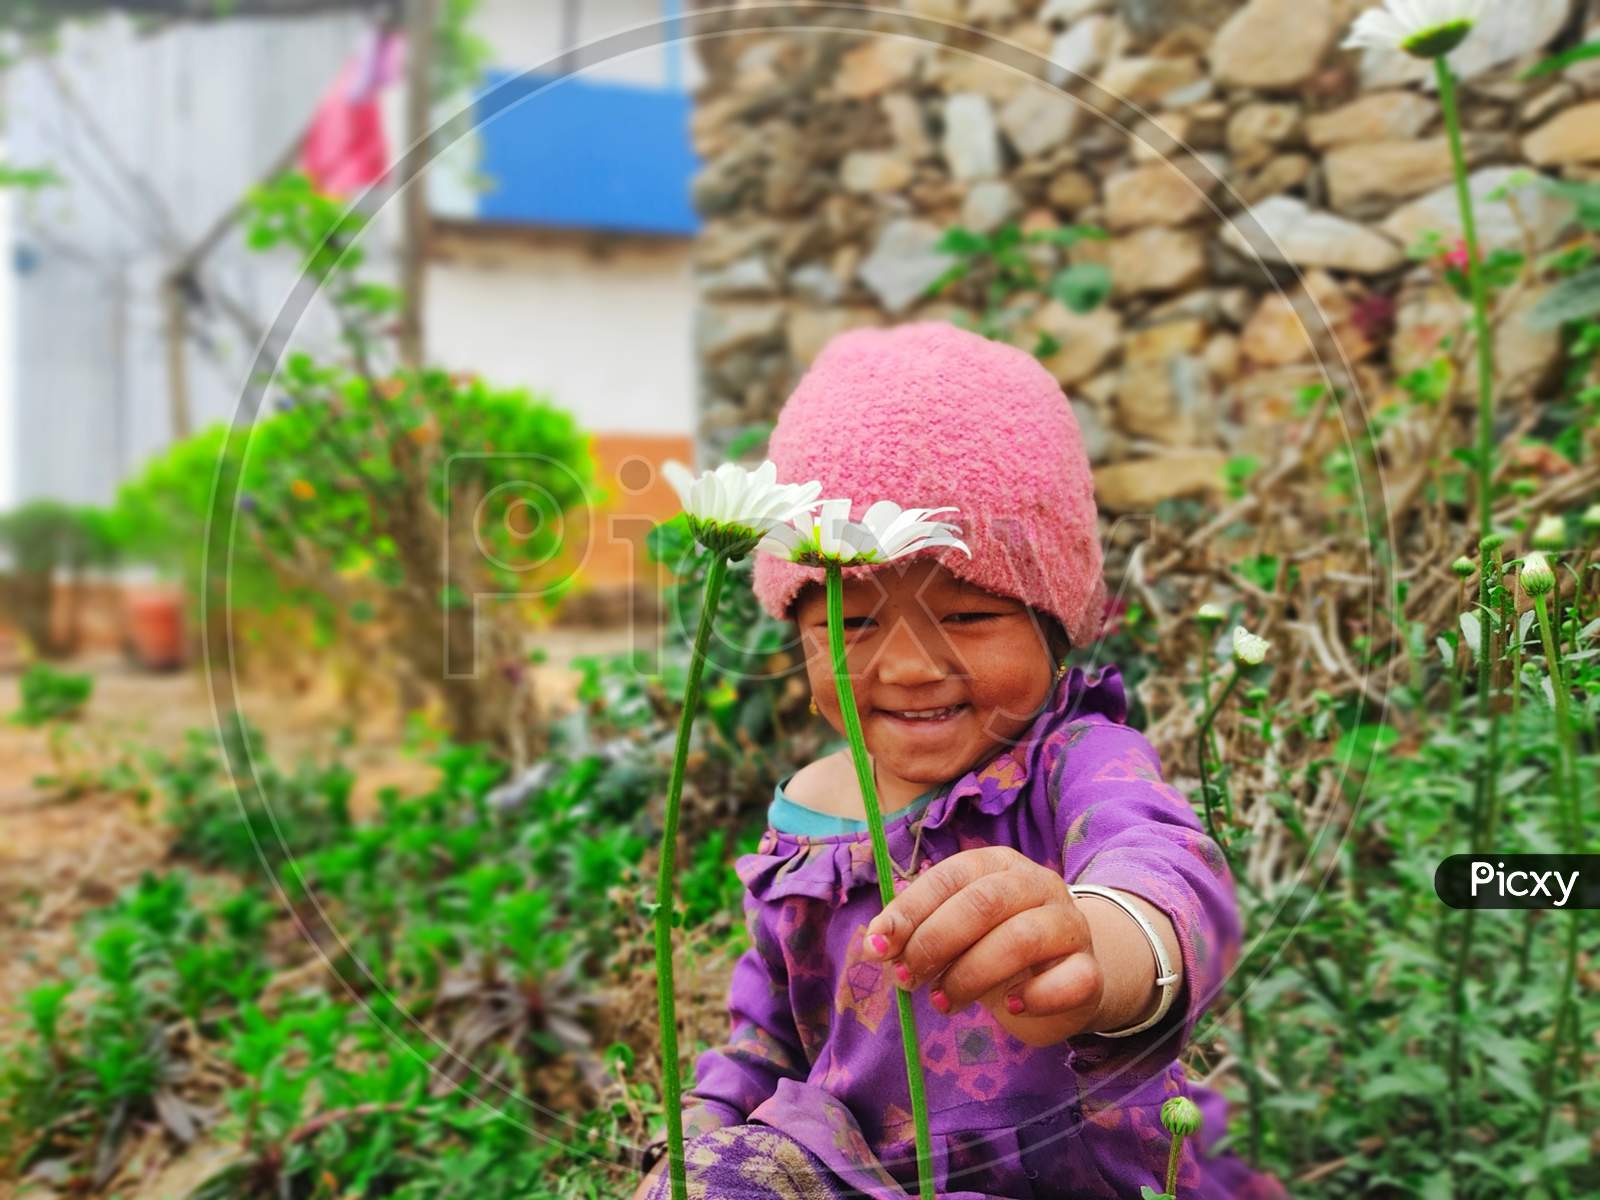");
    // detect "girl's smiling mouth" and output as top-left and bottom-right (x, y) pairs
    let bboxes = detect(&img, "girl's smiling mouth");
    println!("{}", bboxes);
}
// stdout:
(877, 703), (969, 729)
